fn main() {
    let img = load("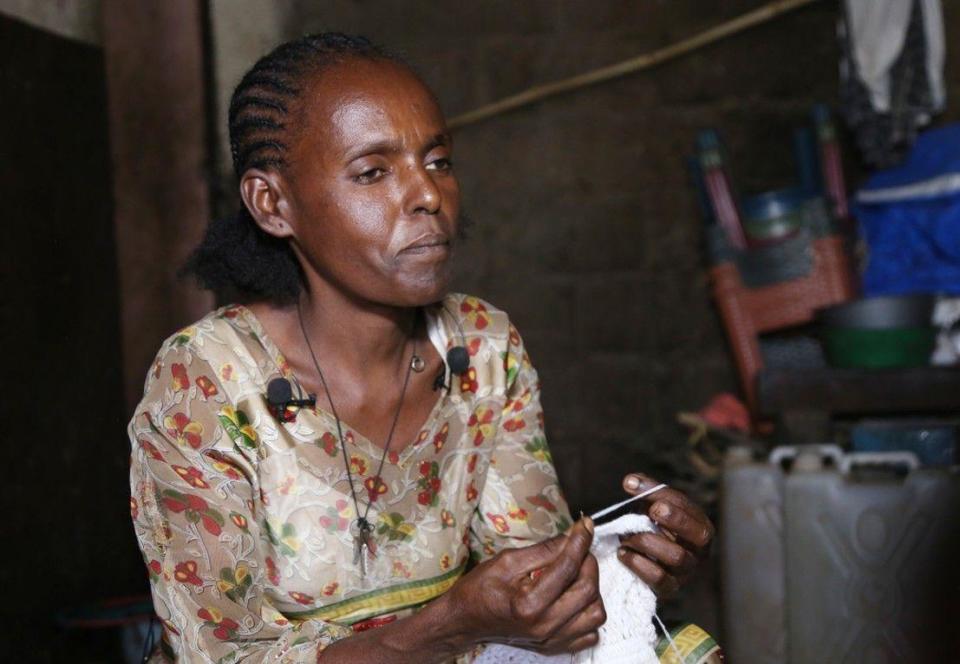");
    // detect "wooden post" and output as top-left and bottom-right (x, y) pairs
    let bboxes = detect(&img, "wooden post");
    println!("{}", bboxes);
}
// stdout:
(101, 0), (213, 411)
